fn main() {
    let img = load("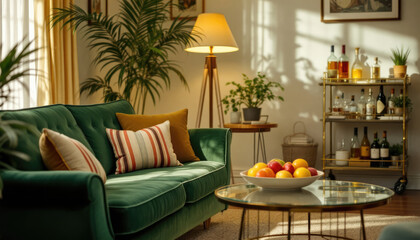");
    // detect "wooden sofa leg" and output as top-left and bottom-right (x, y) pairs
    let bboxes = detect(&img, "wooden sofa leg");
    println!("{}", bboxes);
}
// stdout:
(203, 218), (211, 229)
